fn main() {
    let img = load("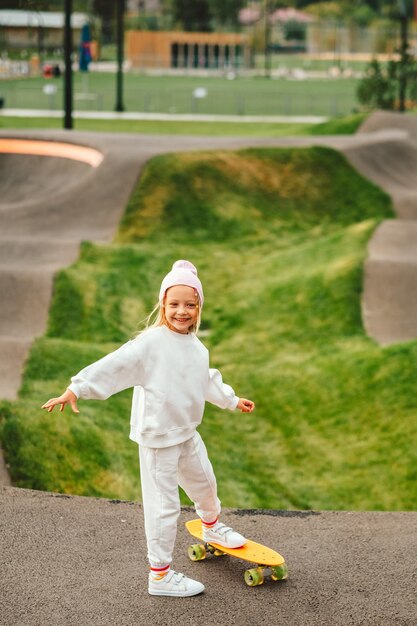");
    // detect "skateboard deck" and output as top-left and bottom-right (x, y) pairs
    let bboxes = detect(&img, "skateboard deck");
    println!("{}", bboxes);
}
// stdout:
(185, 519), (288, 587)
